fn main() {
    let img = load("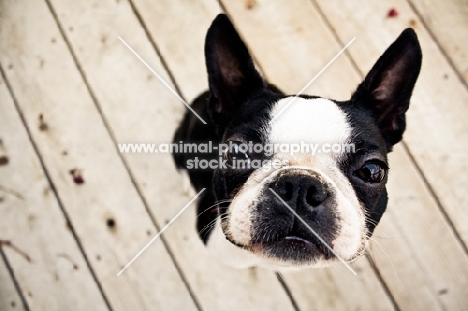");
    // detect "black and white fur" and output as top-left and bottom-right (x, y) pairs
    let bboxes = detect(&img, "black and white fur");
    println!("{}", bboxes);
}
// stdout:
(173, 14), (422, 270)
